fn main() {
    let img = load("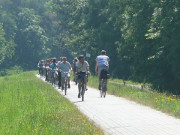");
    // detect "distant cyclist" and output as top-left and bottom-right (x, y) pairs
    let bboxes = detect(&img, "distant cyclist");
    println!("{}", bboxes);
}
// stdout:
(57, 57), (63, 89)
(50, 58), (58, 76)
(95, 50), (110, 90)
(72, 57), (78, 81)
(76, 55), (90, 98)
(45, 59), (50, 81)
(59, 57), (71, 90)
(38, 60), (44, 75)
